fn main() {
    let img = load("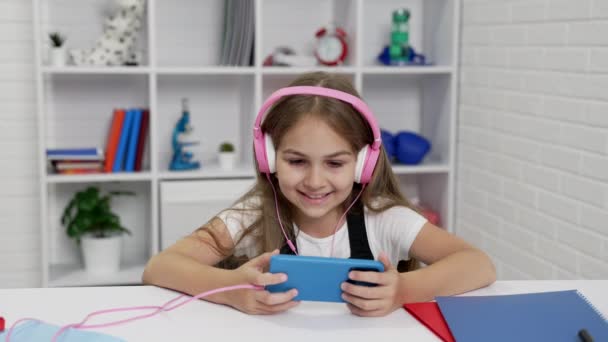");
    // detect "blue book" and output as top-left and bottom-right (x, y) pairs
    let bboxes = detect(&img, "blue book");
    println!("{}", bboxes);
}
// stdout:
(46, 148), (101, 156)
(112, 109), (134, 172)
(436, 290), (608, 342)
(124, 109), (142, 172)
